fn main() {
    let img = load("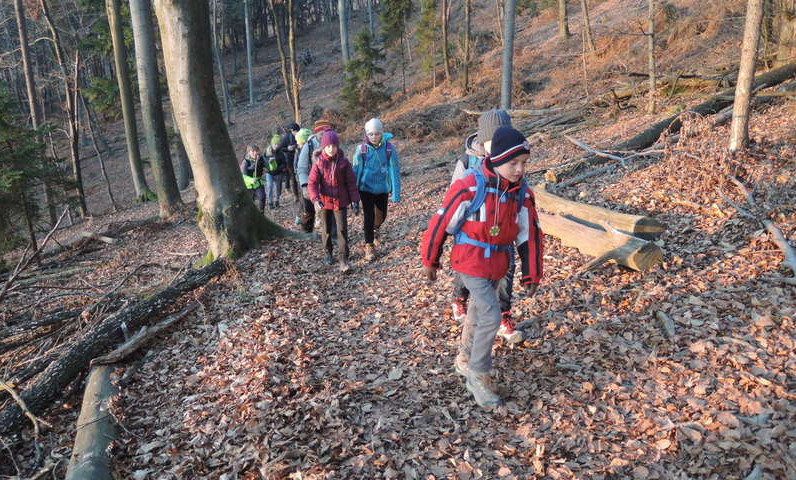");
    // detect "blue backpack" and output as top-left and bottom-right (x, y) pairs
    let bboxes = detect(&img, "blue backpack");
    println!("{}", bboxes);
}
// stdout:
(452, 168), (528, 258)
